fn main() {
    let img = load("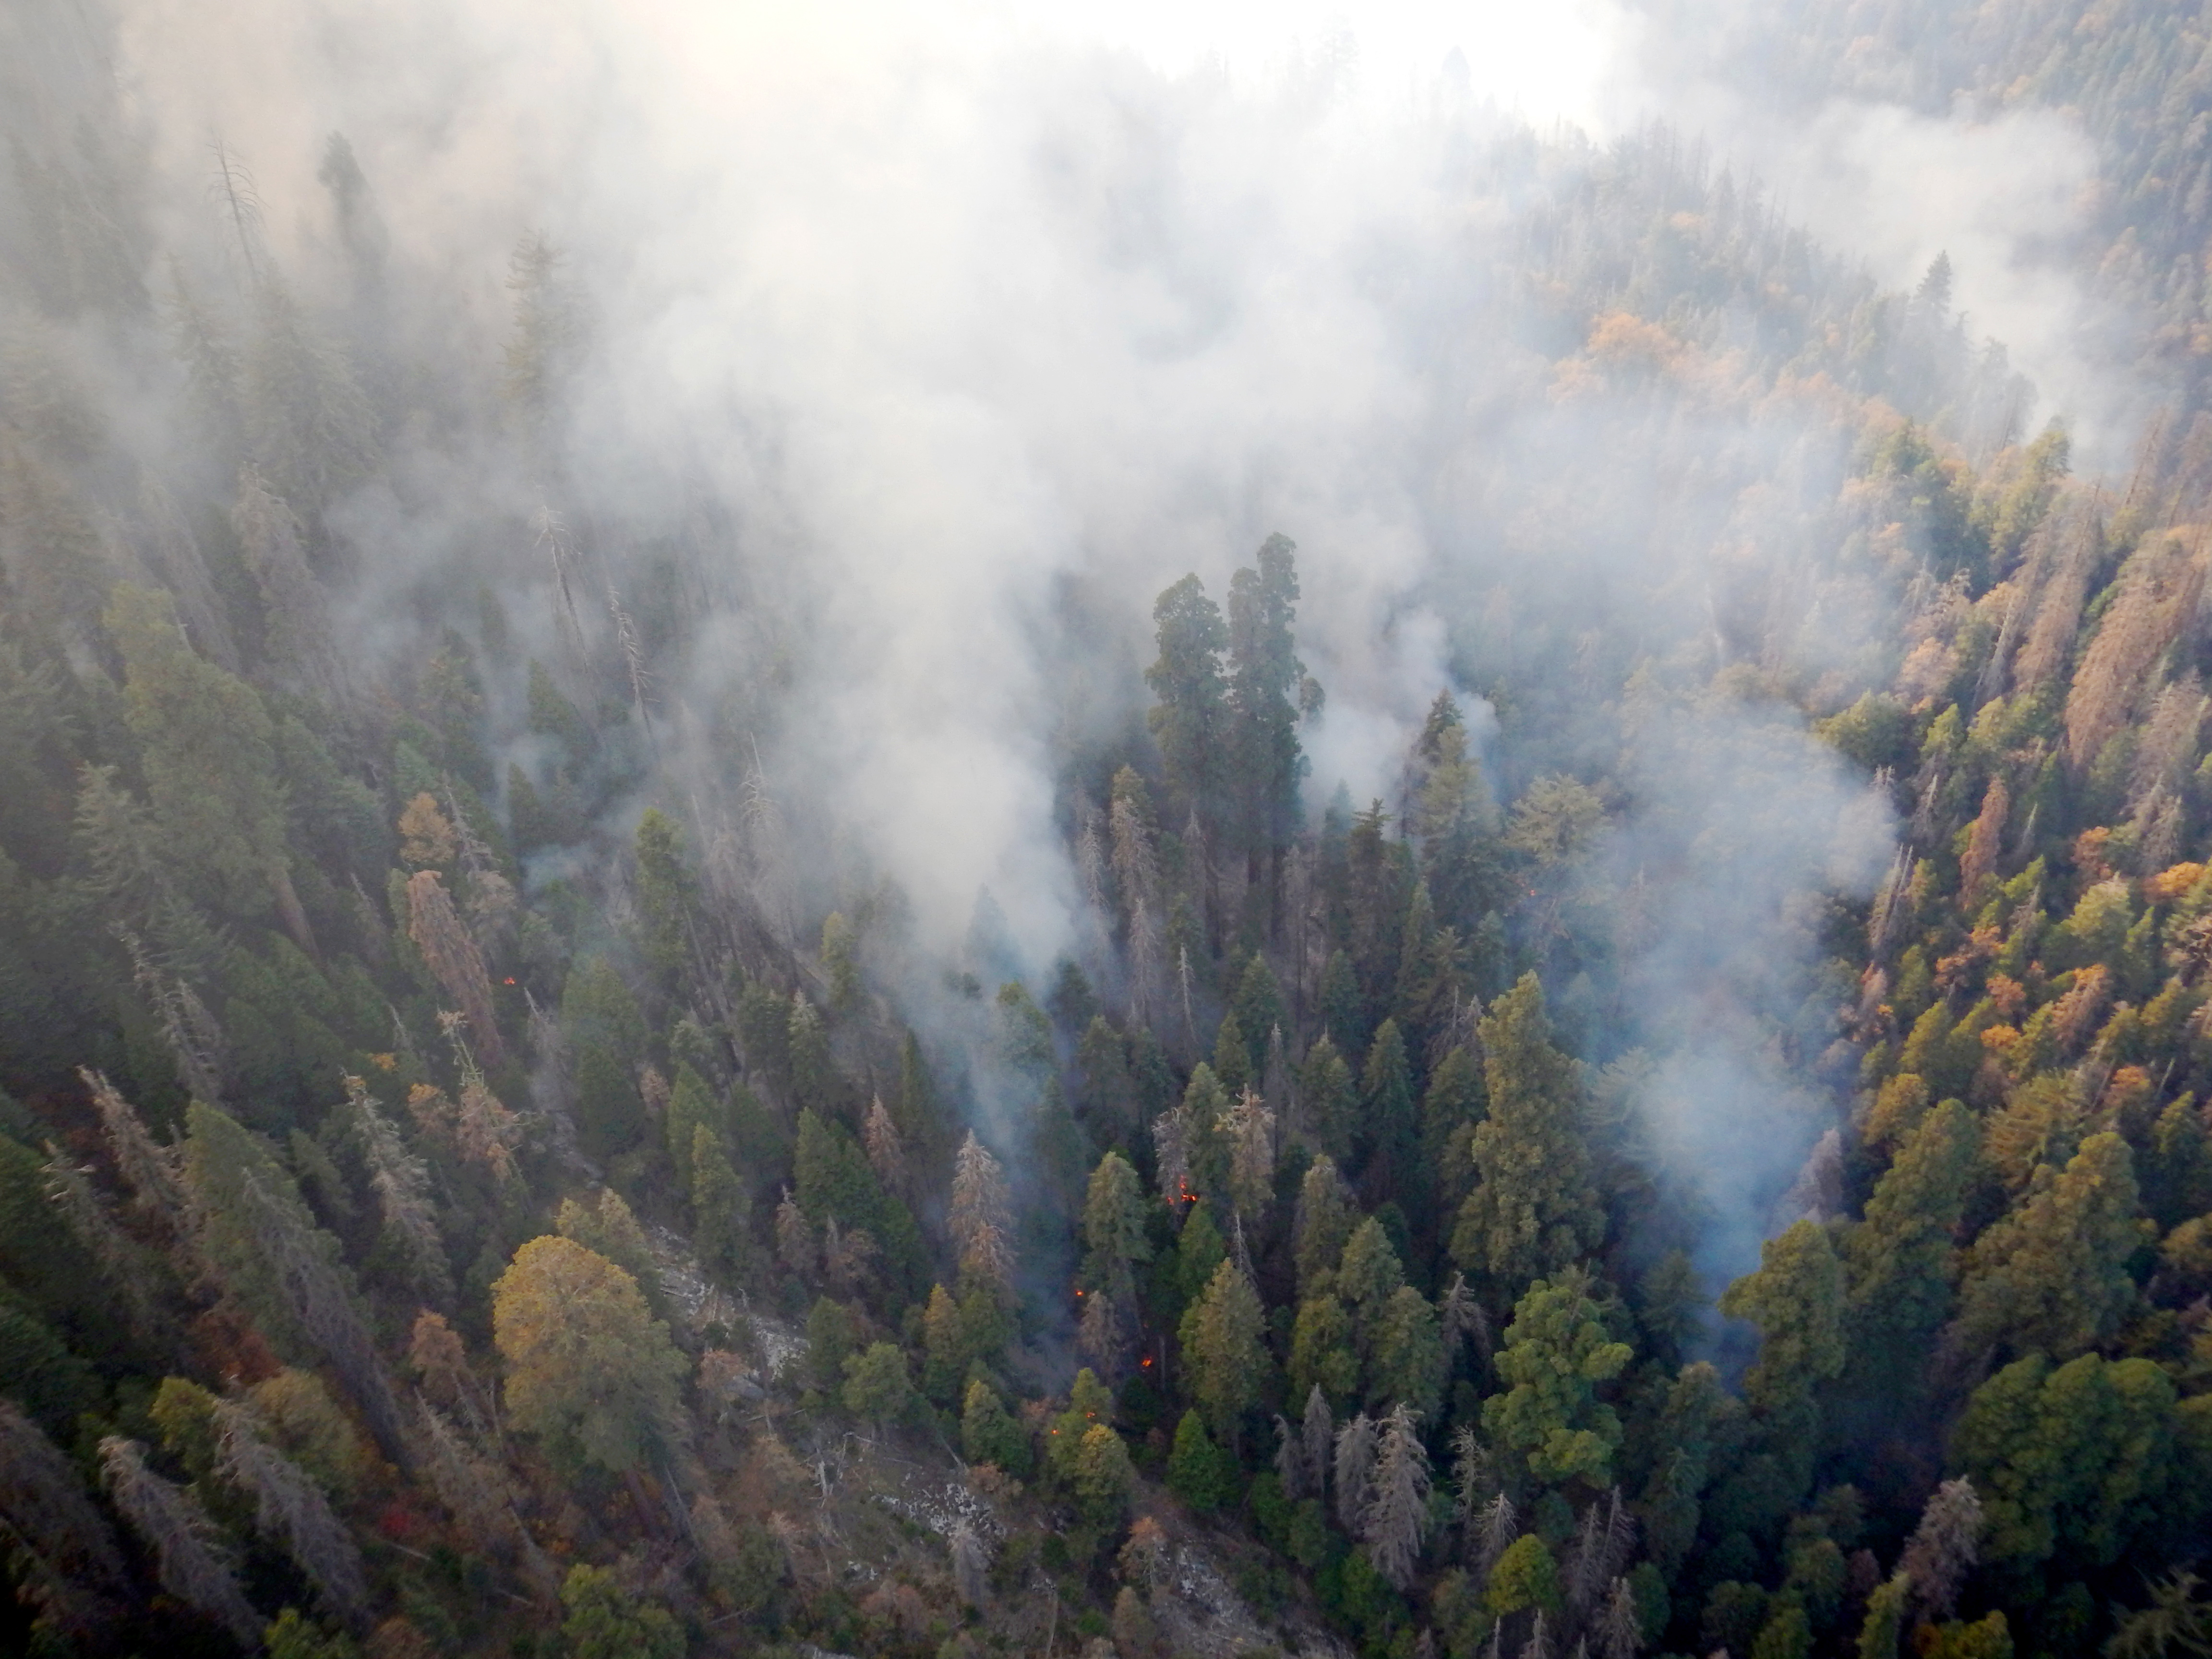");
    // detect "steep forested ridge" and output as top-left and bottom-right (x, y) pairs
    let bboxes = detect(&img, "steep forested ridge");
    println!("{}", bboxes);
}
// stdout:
(1, 2), (2212, 1659)
(1646, 0), (2212, 432)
